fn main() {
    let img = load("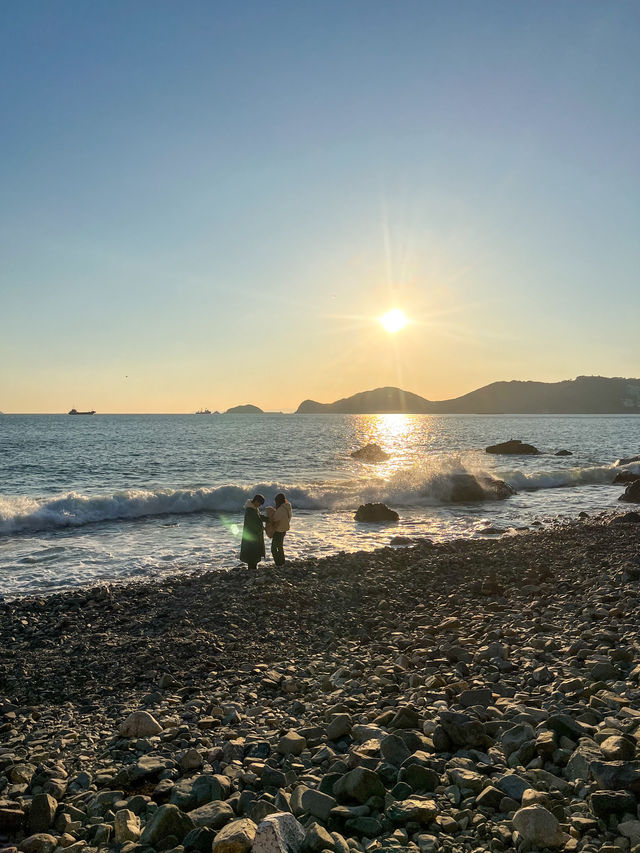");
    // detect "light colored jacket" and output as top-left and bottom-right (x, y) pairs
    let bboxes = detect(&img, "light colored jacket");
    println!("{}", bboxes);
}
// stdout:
(272, 501), (292, 533)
